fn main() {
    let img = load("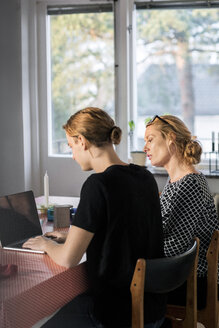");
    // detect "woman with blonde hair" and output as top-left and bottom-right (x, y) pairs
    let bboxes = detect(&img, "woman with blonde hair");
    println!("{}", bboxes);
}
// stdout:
(144, 115), (219, 316)
(24, 107), (166, 328)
